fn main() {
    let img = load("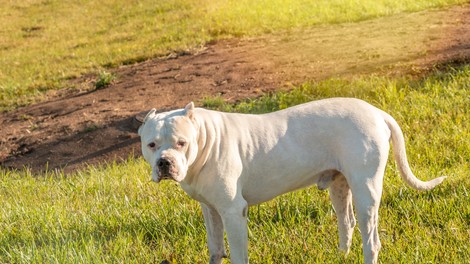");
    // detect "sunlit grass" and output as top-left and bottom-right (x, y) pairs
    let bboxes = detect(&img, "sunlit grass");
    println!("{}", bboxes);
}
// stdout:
(0, 158), (207, 263)
(1, 66), (468, 263)
(1, 0), (468, 110)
